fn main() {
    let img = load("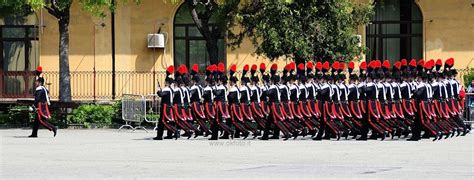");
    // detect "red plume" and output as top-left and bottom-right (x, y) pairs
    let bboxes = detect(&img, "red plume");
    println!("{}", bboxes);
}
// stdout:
(192, 64), (199, 73)
(166, 65), (174, 74)
(394, 62), (401, 70)
(180, 65), (188, 74)
(348, 62), (355, 70)
(382, 60), (390, 69)
(339, 62), (345, 70)
(298, 63), (305, 70)
(428, 59), (435, 69)
(375, 60), (381, 69)
(401, 59), (407, 66)
(217, 63), (225, 73)
(316, 62), (323, 71)
(332, 61), (339, 70)
(359, 61), (367, 70)
(425, 60), (434, 70)
(243, 64), (249, 71)
(436, 59), (442, 66)
(284, 64), (290, 72)
(290, 62), (296, 71)
(409, 59), (417, 67)
(36, 66), (43, 73)
(418, 59), (425, 67)
(323, 61), (329, 70)
(211, 64), (217, 72)
(445, 58), (454, 67)
(260, 63), (266, 71)
(230, 64), (237, 73)
(184, 65), (188, 73)
(306, 61), (313, 70)
(251, 64), (257, 71)
(271, 63), (278, 71)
